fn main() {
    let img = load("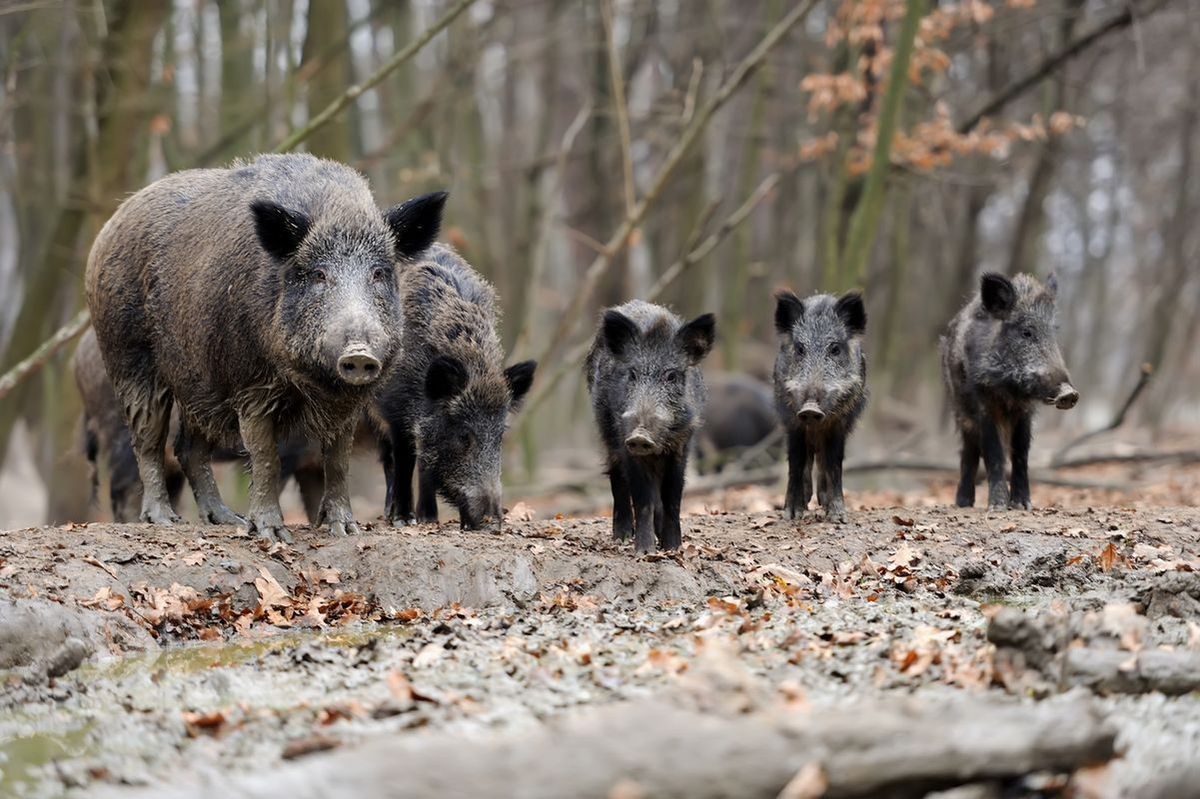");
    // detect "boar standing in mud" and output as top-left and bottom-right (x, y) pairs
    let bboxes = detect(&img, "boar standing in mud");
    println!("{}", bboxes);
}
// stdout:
(373, 245), (535, 530)
(586, 301), (715, 553)
(941, 272), (1079, 511)
(85, 153), (445, 541)
(693, 373), (779, 474)
(773, 291), (867, 523)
